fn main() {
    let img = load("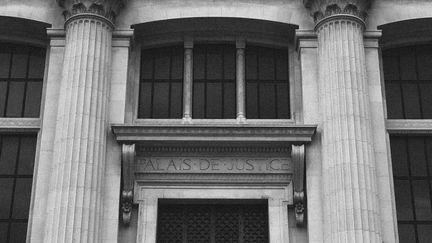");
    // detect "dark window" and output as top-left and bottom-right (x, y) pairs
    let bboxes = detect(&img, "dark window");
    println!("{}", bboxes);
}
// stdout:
(156, 200), (269, 243)
(246, 46), (290, 119)
(390, 136), (432, 243)
(193, 44), (236, 119)
(138, 46), (183, 118)
(0, 44), (45, 118)
(0, 135), (37, 243)
(383, 45), (432, 119)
